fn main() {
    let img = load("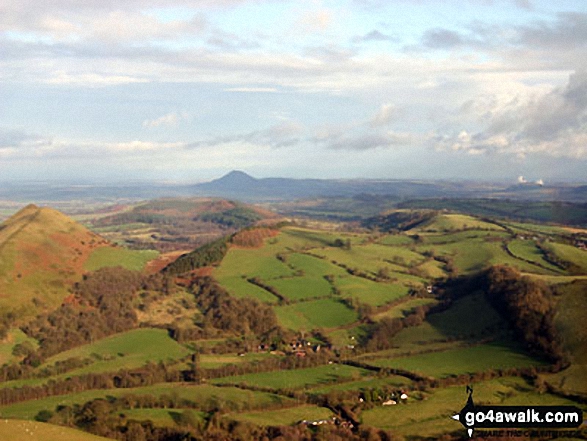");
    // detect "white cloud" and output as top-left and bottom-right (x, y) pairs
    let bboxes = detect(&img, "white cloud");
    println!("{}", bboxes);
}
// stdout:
(370, 103), (397, 127)
(142, 112), (189, 129)
(225, 87), (279, 92)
